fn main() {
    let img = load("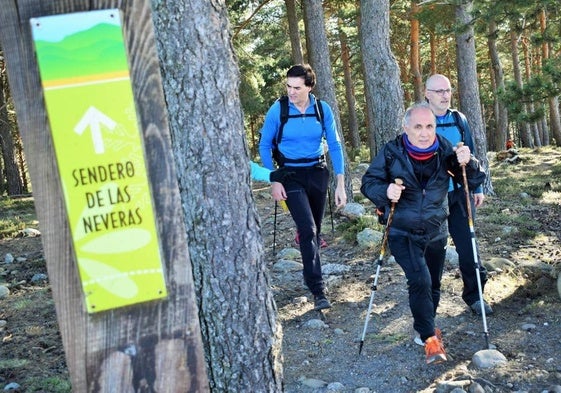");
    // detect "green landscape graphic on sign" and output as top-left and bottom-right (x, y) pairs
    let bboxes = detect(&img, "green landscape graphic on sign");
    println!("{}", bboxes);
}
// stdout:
(31, 9), (168, 313)
(32, 23), (128, 82)
(31, 8), (130, 84)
